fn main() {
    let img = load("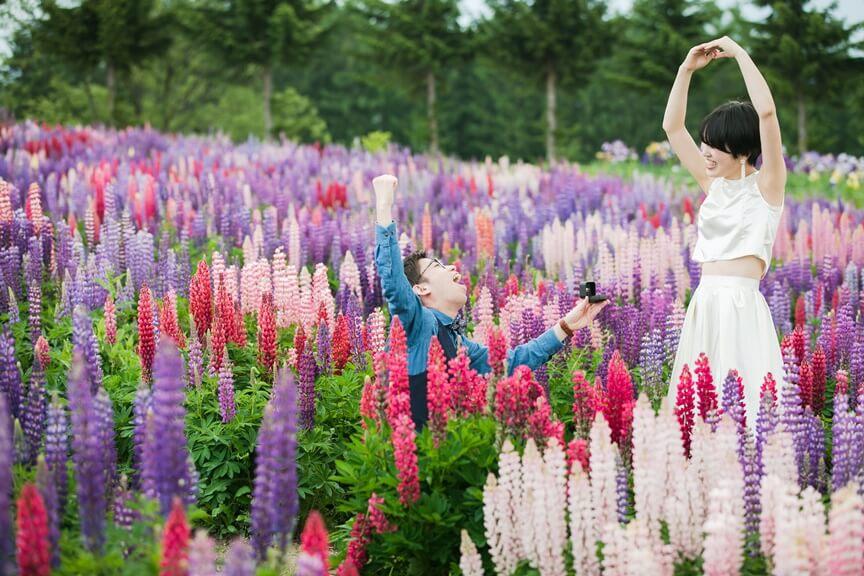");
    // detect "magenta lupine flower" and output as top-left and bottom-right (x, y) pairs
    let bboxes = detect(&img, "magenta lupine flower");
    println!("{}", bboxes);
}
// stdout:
(218, 359), (236, 424)
(141, 340), (195, 516)
(251, 365), (298, 559)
